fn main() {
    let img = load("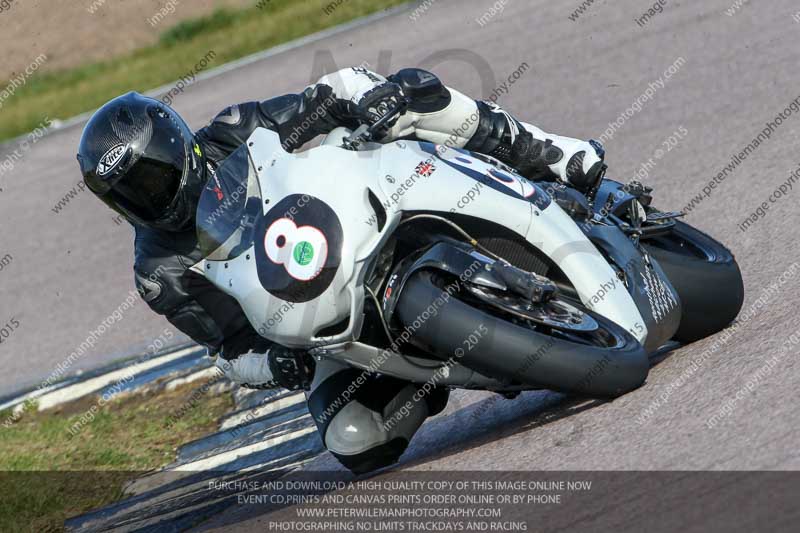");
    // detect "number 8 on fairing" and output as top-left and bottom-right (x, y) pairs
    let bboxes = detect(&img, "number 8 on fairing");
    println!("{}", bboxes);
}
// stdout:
(264, 218), (328, 281)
